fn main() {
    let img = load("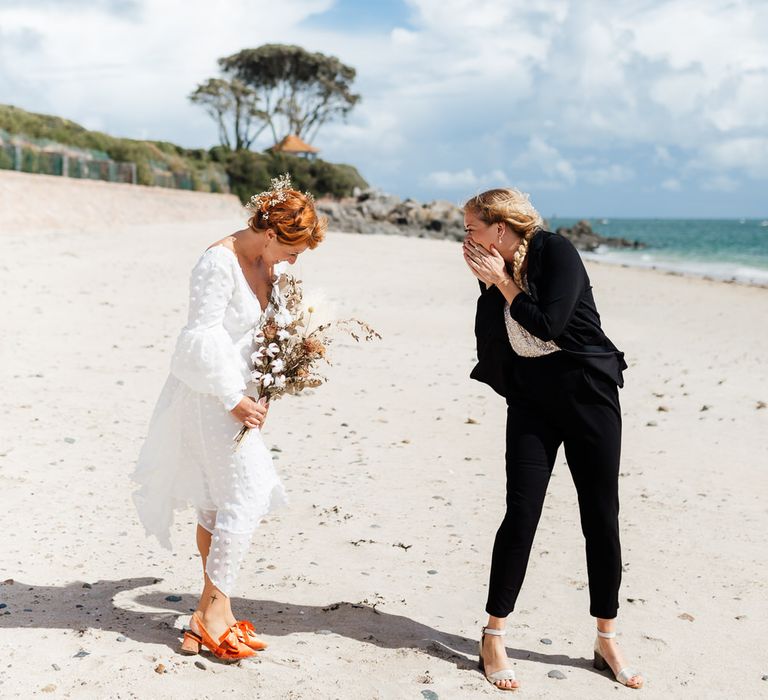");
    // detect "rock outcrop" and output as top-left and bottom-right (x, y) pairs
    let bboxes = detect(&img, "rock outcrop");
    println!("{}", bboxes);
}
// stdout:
(554, 219), (645, 251)
(316, 189), (465, 241)
(316, 189), (645, 251)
